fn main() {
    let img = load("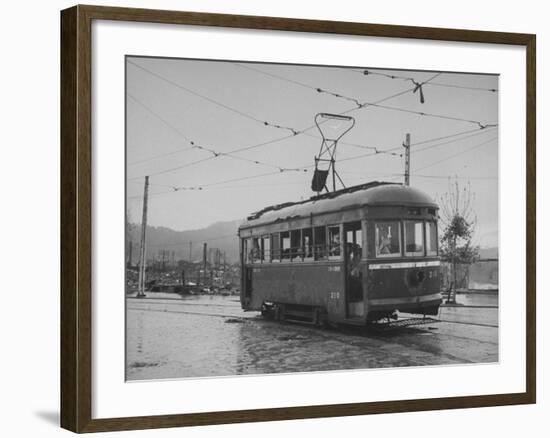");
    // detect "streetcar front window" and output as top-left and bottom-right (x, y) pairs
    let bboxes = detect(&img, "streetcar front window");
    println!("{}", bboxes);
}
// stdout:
(426, 221), (438, 256)
(404, 220), (425, 256)
(375, 221), (401, 258)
